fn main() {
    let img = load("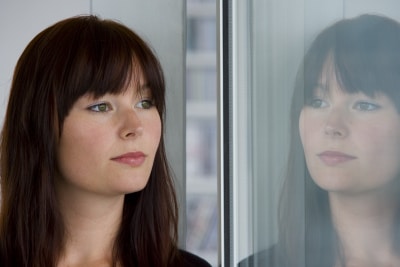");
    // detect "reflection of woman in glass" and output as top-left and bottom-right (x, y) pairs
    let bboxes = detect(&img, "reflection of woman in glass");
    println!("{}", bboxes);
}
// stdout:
(241, 14), (400, 267)
(0, 16), (210, 267)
